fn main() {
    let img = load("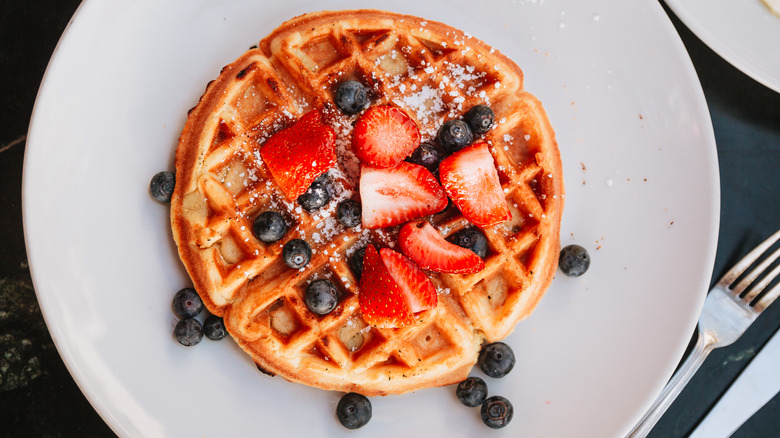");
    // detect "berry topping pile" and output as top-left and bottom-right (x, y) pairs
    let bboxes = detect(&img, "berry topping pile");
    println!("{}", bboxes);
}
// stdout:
(254, 81), (513, 330)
